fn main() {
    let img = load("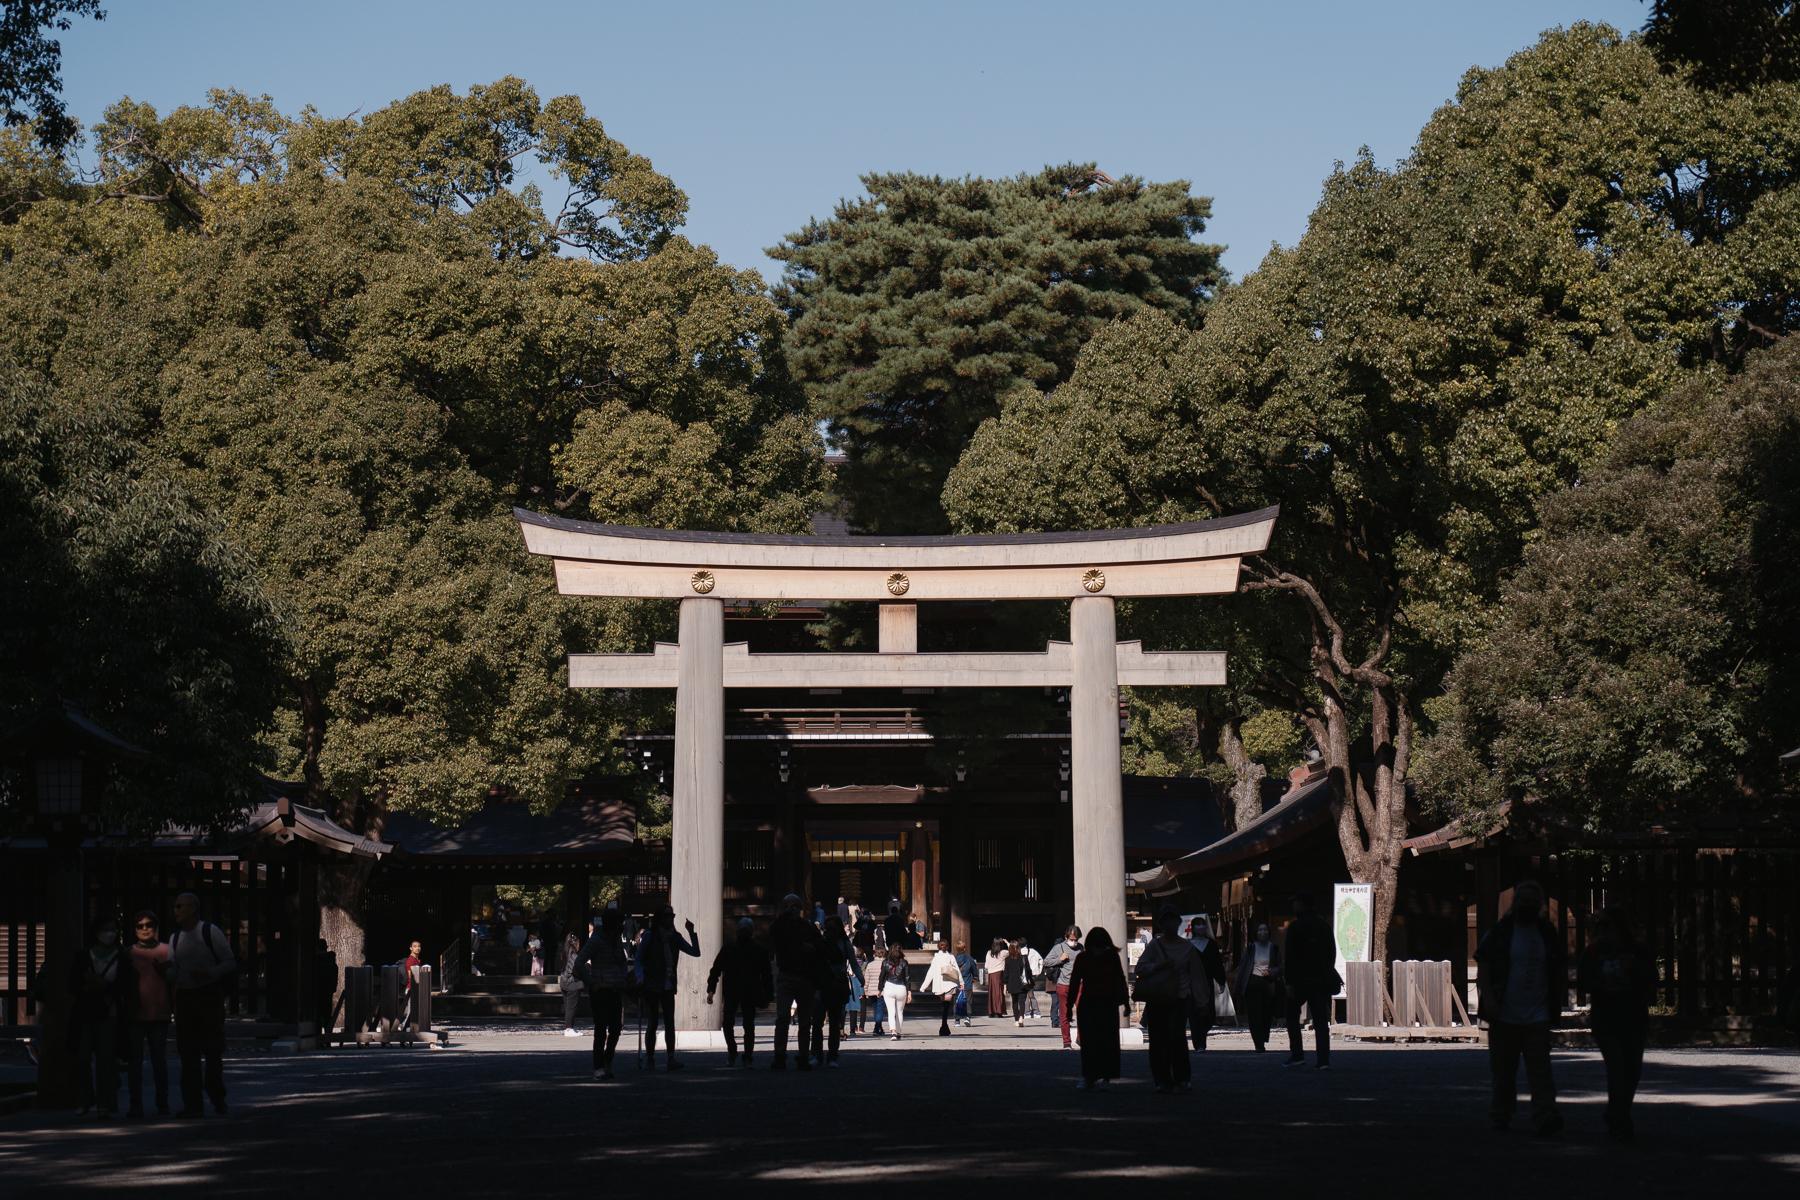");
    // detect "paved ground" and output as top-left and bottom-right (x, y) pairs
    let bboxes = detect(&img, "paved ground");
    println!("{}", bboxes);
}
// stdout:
(1, 1021), (1796, 1196)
